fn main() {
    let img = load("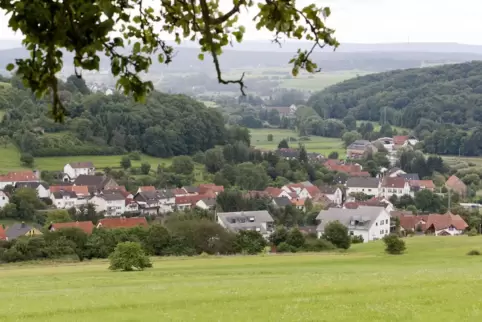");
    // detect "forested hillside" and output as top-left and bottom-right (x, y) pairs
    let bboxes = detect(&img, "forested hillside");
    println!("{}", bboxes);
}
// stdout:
(0, 76), (225, 157)
(308, 61), (482, 129)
